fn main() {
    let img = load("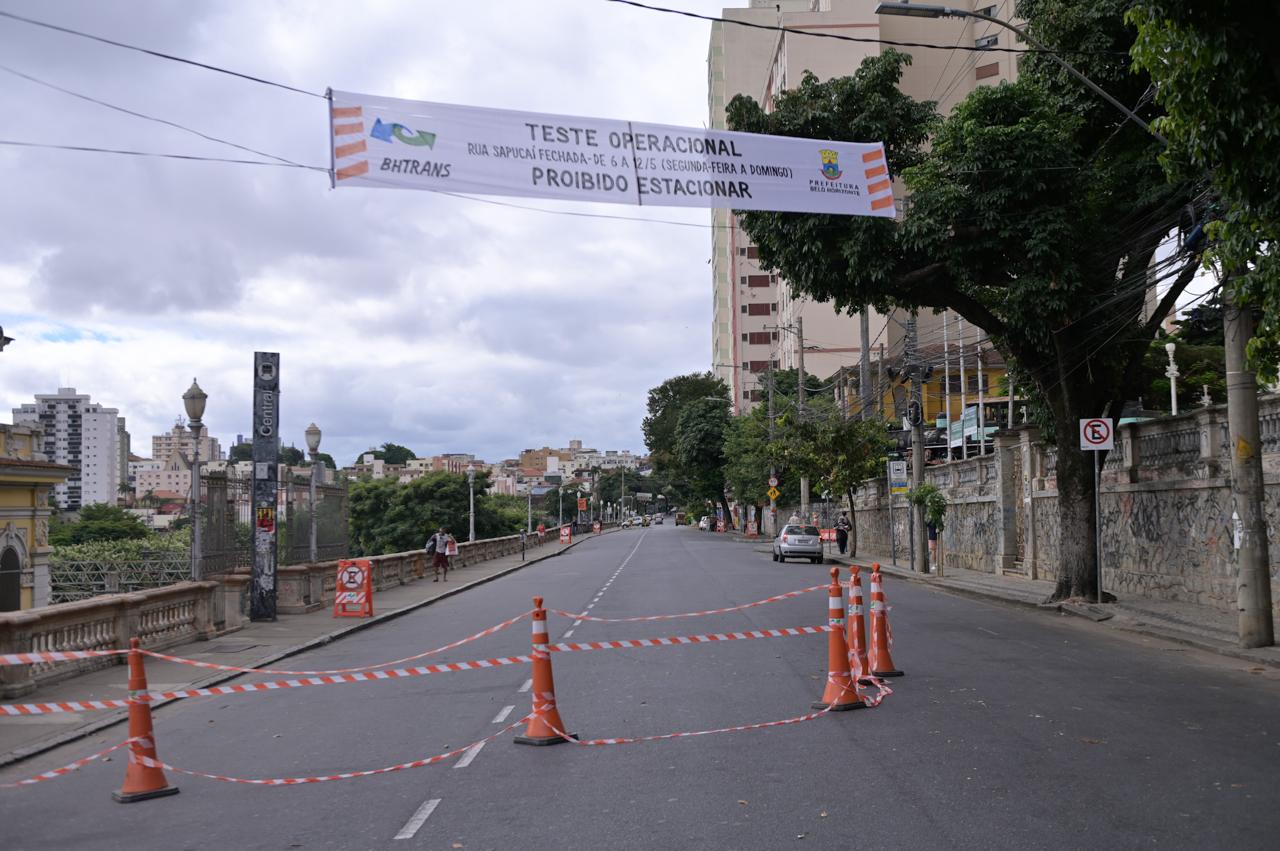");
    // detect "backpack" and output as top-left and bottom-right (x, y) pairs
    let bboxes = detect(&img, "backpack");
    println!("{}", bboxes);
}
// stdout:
(425, 536), (437, 555)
